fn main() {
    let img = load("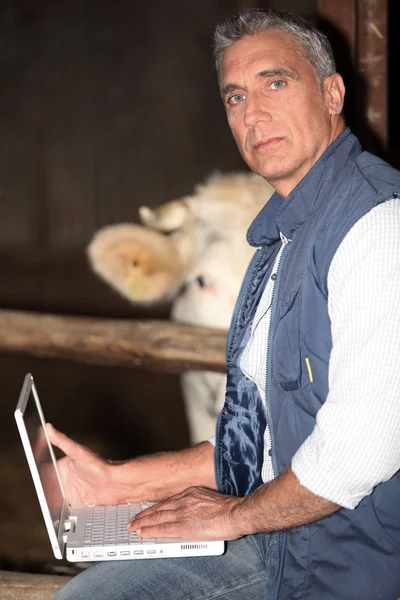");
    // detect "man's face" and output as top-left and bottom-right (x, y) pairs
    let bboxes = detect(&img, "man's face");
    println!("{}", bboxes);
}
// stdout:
(220, 30), (345, 196)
